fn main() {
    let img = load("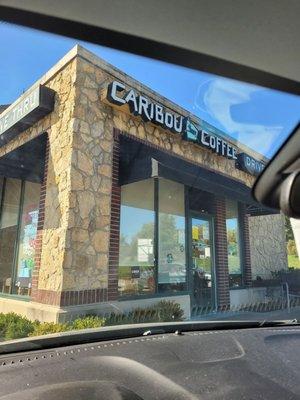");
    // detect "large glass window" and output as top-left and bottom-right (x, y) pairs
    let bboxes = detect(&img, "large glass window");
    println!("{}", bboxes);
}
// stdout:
(14, 182), (41, 295)
(118, 179), (155, 296)
(226, 200), (242, 287)
(0, 178), (22, 295)
(158, 179), (187, 292)
(118, 178), (187, 297)
(0, 179), (41, 296)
